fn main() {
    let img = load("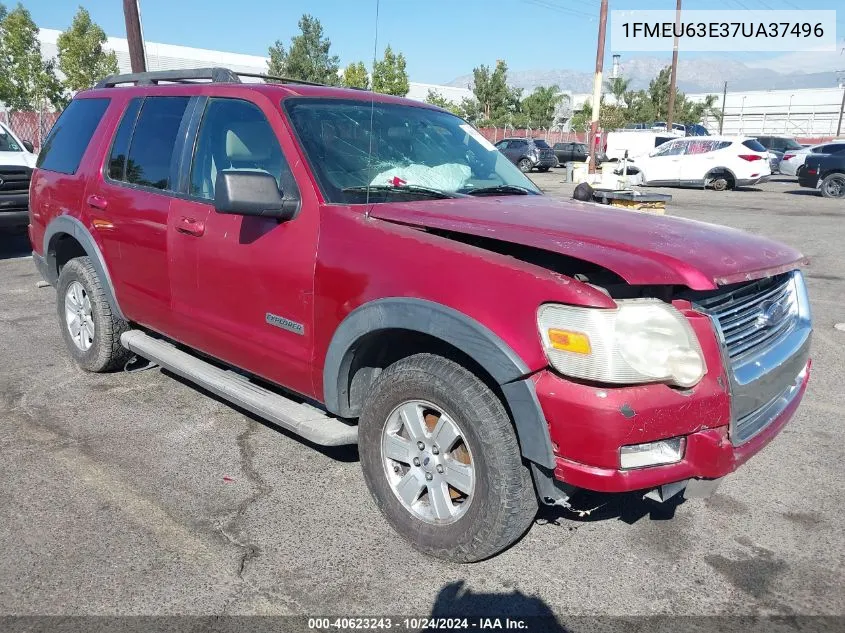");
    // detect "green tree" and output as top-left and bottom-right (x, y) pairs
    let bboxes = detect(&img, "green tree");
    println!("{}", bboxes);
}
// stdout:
(604, 76), (630, 104)
(267, 14), (340, 85)
(0, 3), (65, 110)
(569, 98), (626, 133)
(520, 85), (563, 128)
(57, 7), (118, 92)
(371, 45), (409, 96)
(470, 60), (521, 126)
(424, 89), (465, 117)
(341, 61), (369, 89)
